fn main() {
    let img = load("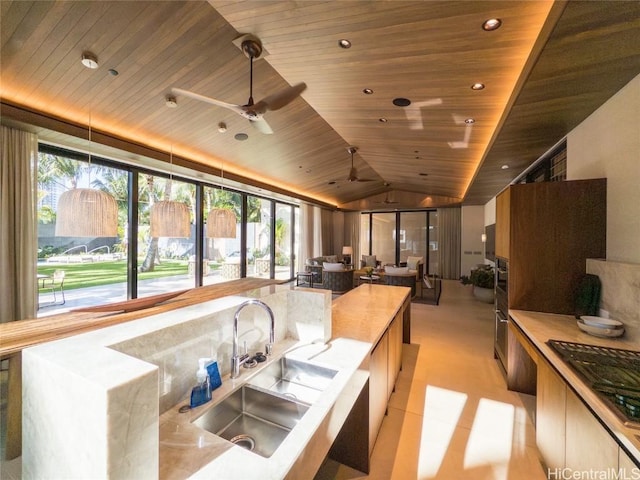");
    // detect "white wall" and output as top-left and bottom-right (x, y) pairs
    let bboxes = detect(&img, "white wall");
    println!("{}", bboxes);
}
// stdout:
(484, 197), (496, 226)
(567, 73), (640, 264)
(460, 205), (485, 276)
